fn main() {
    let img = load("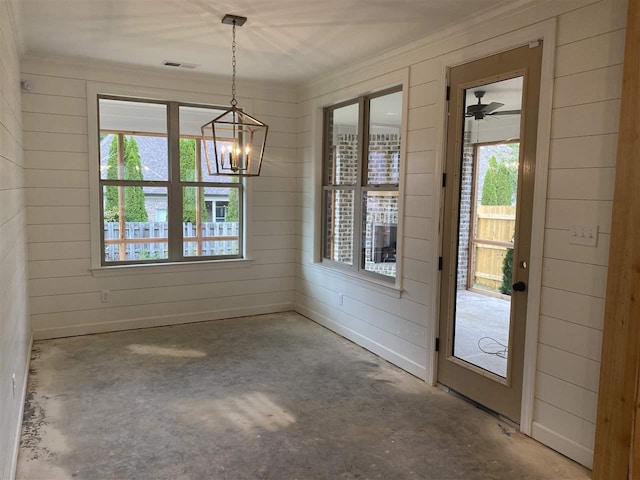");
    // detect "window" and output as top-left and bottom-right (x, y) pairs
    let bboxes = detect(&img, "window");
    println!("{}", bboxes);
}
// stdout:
(98, 97), (242, 265)
(322, 87), (402, 281)
(215, 201), (229, 222)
